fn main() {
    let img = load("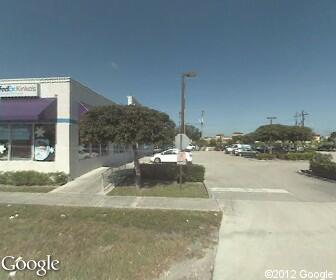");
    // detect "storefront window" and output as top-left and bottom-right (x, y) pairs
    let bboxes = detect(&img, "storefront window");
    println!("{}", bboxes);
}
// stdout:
(11, 124), (32, 160)
(0, 125), (9, 161)
(34, 124), (56, 161)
